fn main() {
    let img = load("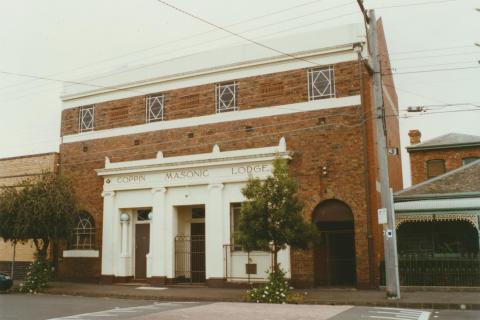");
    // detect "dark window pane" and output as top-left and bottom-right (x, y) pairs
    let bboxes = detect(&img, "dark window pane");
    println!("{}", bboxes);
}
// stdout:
(426, 159), (445, 178)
